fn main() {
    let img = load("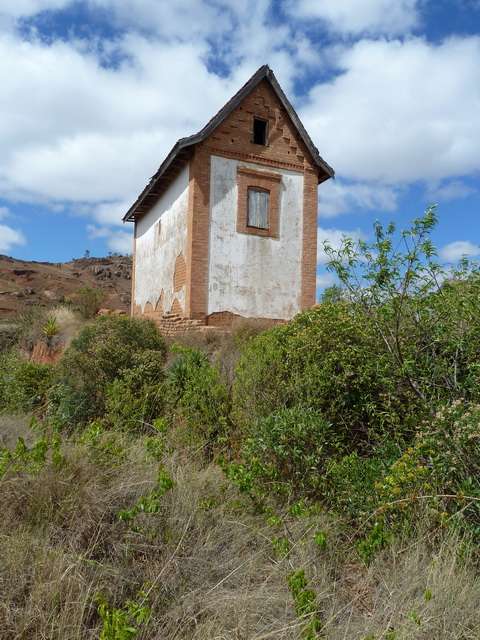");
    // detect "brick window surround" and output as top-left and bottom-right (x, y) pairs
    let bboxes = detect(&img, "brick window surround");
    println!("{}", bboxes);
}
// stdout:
(236, 166), (281, 238)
